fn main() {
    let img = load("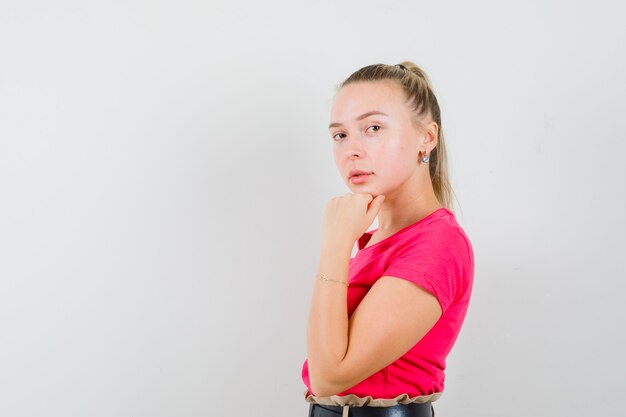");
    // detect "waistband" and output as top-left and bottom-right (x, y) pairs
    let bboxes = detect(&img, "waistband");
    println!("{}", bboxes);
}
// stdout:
(309, 402), (434, 417)
(304, 389), (441, 417)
